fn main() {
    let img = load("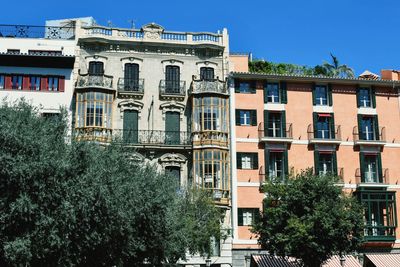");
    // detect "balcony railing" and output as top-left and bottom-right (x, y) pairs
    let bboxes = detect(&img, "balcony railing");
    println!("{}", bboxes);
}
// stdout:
(114, 130), (191, 146)
(159, 80), (186, 97)
(190, 78), (227, 94)
(192, 131), (229, 148)
(353, 126), (386, 143)
(117, 78), (144, 94)
(258, 122), (293, 140)
(76, 74), (113, 89)
(355, 168), (388, 184)
(307, 124), (341, 141)
(259, 166), (287, 188)
(363, 225), (396, 242)
(0, 24), (75, 39)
